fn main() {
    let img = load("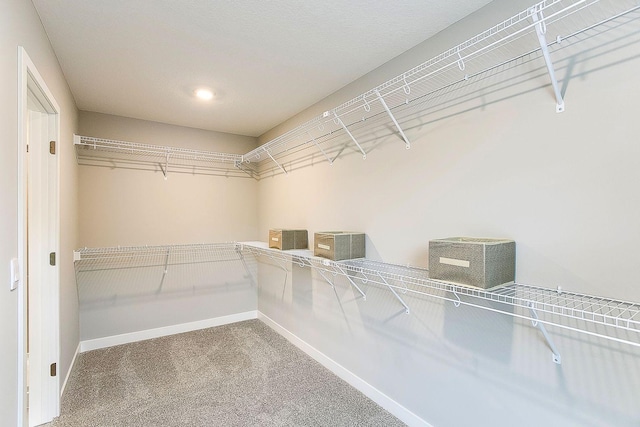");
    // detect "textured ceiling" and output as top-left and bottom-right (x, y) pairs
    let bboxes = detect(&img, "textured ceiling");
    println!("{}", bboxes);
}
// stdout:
(33, 0), (493, 137)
